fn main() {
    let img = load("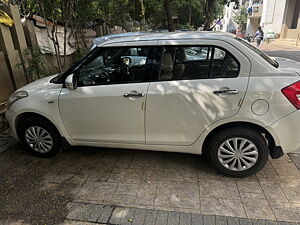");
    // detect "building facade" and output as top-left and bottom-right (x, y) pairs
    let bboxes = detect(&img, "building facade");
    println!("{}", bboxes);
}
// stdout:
(246, 0), (300, 44)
